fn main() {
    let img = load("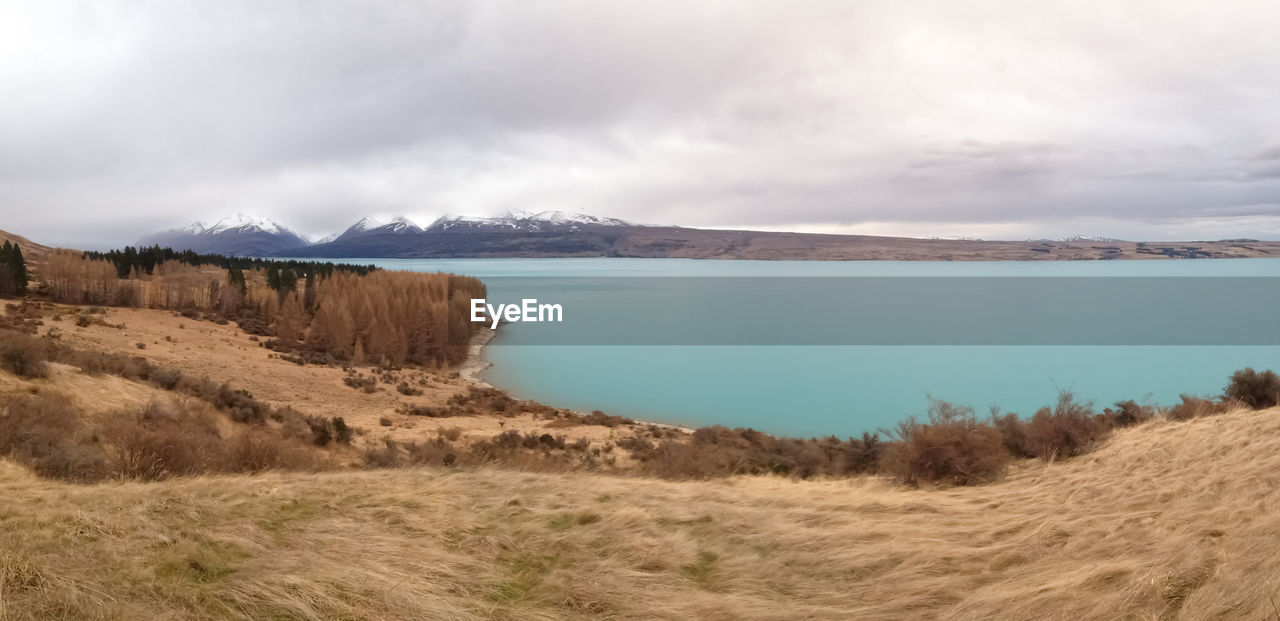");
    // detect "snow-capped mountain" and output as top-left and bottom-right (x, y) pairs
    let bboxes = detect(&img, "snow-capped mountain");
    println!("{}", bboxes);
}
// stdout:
(333, 216), (423, 241)
(139, 213), (311, 256)
(426, 210), (633, 232)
